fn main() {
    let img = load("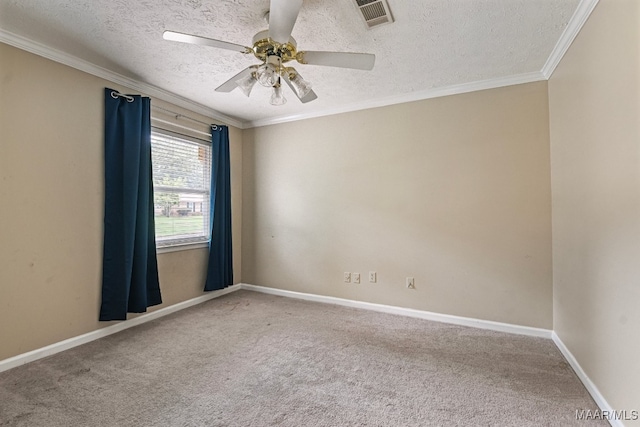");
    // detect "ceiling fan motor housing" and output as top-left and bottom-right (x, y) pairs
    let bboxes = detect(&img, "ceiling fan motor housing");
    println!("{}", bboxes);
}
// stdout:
(163, 0), (375, 104)
(252, 30), (297, 63)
